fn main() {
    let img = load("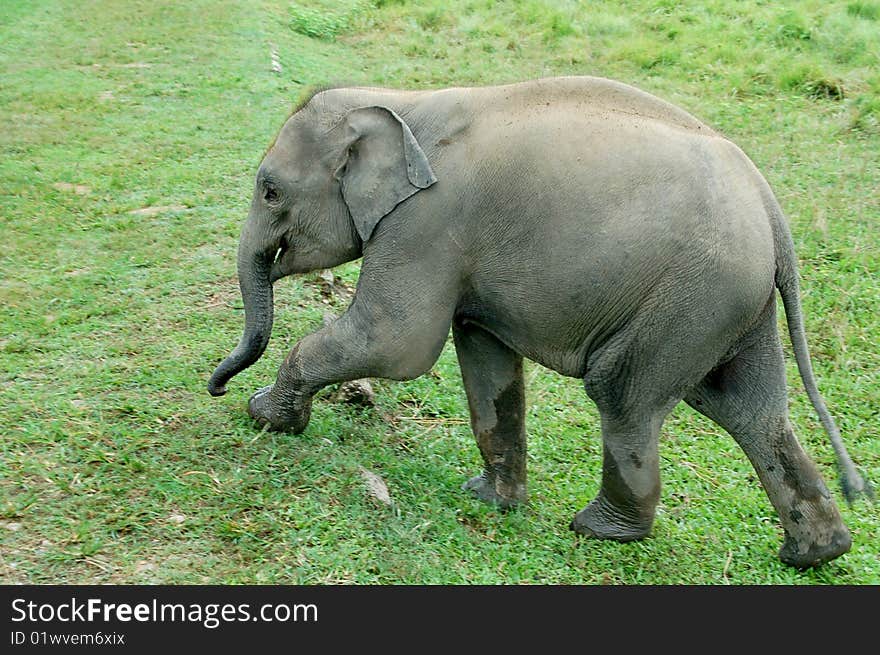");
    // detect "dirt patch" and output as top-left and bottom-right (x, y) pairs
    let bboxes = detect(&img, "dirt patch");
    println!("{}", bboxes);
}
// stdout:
(52, 182), (90, 195)
(305, 269), (354, 305)
(204, 289), (238, 309)
(203, 275), (240, 309)
(129, 205), (187, 216)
